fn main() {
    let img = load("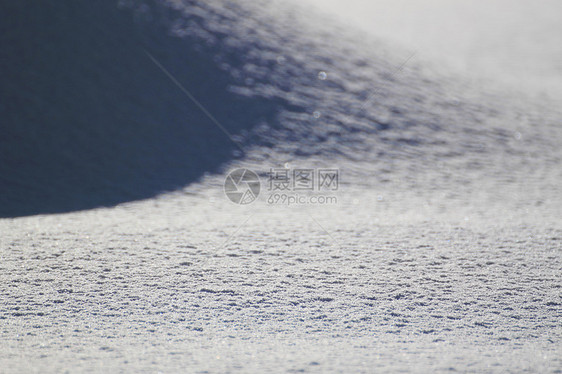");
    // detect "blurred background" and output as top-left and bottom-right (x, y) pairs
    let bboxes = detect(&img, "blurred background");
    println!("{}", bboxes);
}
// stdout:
(305, 0), (562, 101)
(1, 0), (560, 218)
